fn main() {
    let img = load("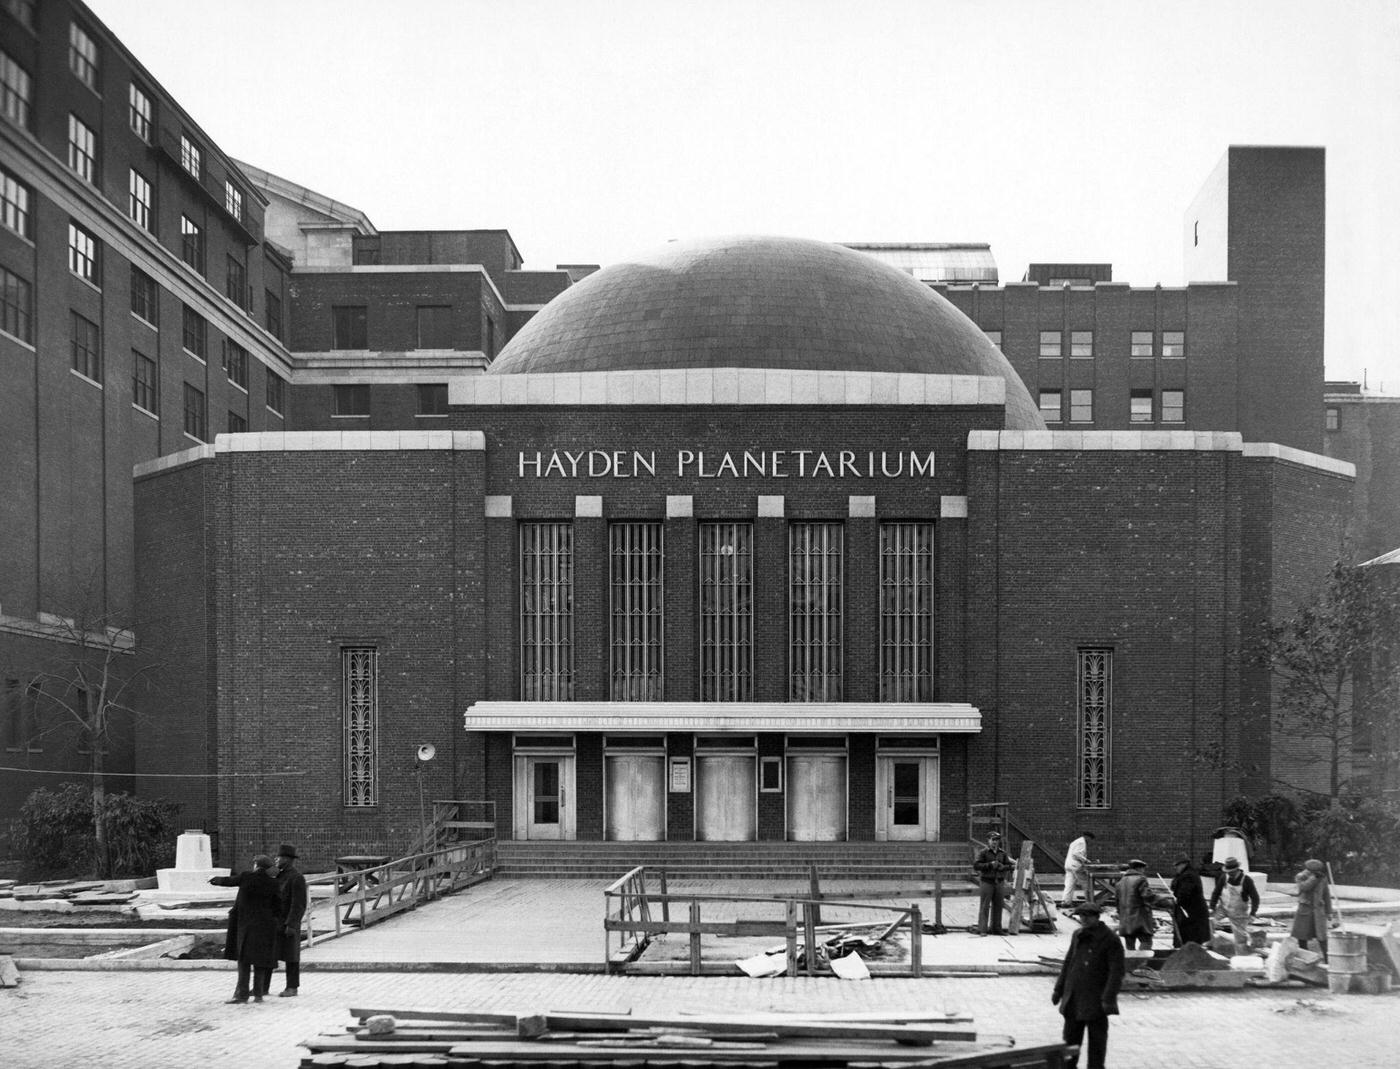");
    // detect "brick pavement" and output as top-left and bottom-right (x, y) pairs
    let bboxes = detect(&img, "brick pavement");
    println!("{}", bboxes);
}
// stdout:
(5, 967), (1399, 1068)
